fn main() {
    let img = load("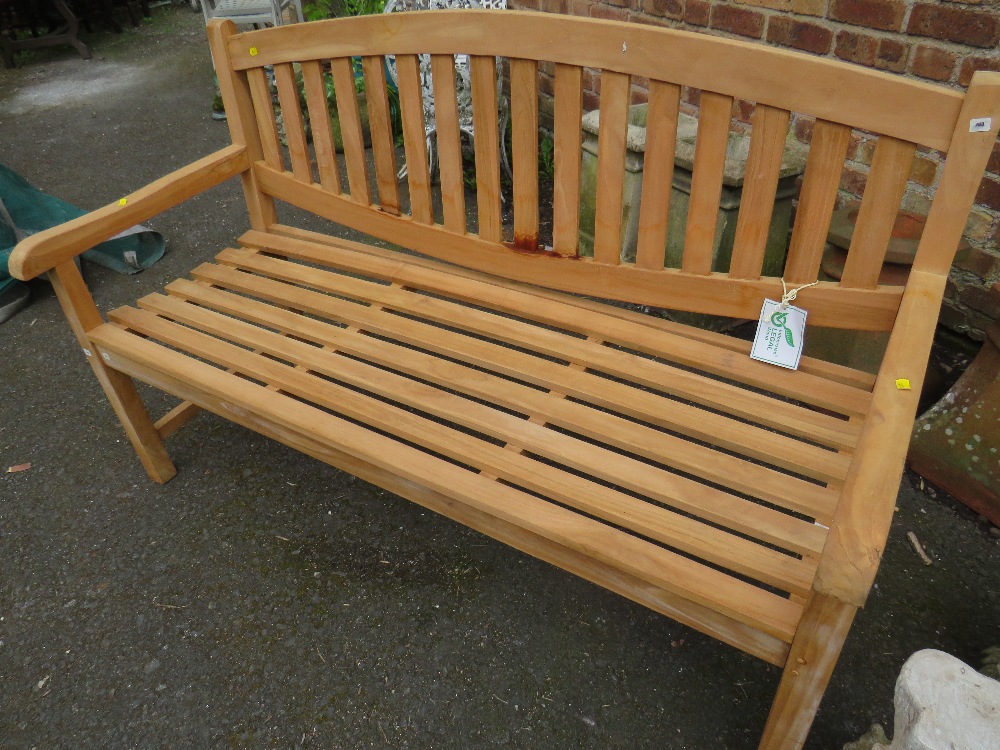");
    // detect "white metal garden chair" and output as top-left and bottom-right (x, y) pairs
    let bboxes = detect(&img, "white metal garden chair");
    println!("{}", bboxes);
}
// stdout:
(199, 0), (304, 27)
(383, 0), (511, 180)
